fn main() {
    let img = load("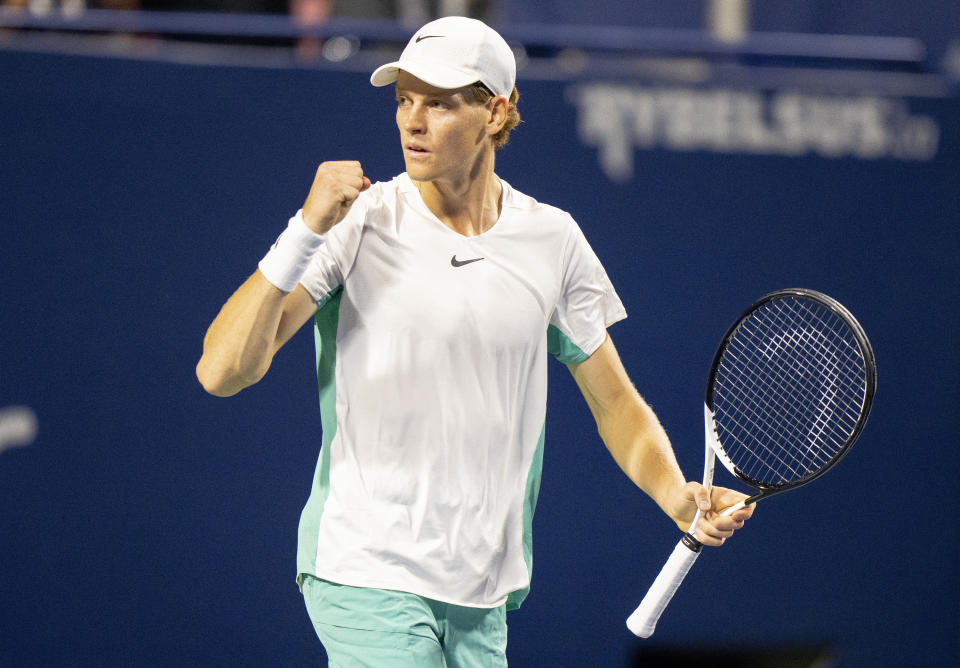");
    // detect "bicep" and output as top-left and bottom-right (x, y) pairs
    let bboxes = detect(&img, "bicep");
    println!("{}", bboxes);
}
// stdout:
(568, 333), (639, 423)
